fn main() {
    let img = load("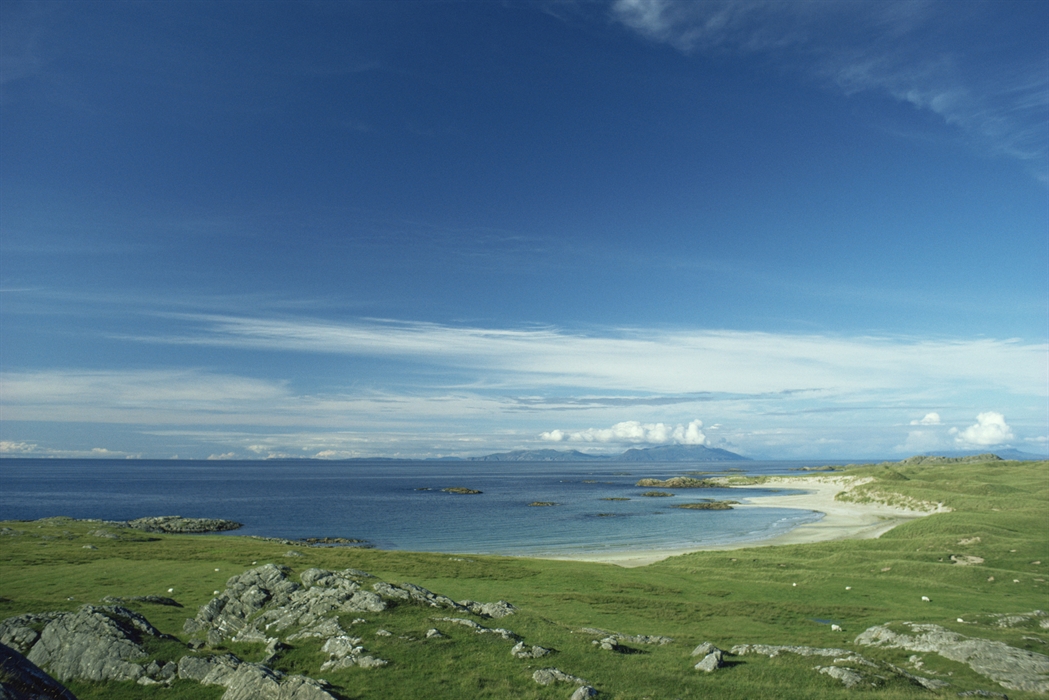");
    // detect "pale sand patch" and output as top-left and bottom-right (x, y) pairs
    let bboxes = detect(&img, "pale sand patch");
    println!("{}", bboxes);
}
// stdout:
(541, 475), (947, 568)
